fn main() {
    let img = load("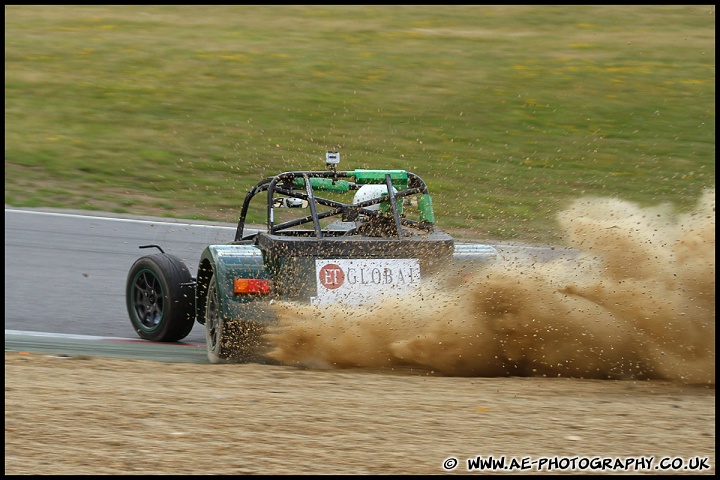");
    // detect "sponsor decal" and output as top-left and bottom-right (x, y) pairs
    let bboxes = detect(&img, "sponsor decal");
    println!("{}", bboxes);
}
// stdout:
(313, 258), (421, 305)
